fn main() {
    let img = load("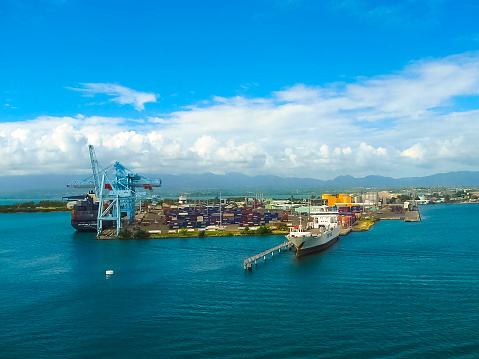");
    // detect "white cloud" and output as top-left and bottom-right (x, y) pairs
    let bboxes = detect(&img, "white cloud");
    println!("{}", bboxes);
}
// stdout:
(3, 53), (479, 178)
(69, 83), (157, 111)
(191, 135), (218, 158)
(401, 143), (425, 160)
